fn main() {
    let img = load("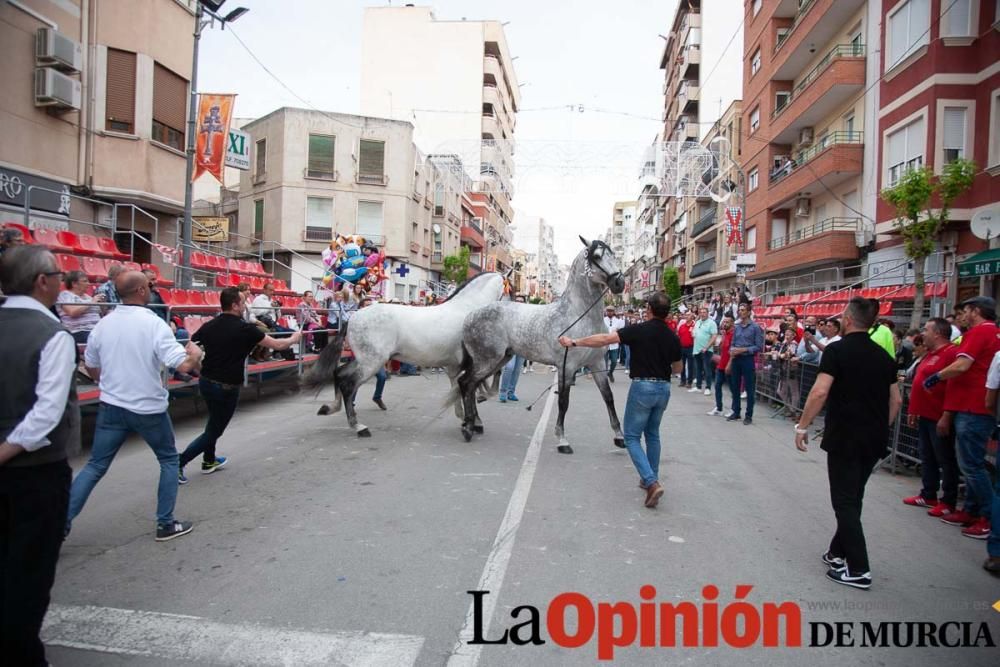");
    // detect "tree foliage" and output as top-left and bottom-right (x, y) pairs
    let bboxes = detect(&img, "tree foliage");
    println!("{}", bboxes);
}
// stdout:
(441, 246), (471, 284)
(662, 266), (682, 305)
